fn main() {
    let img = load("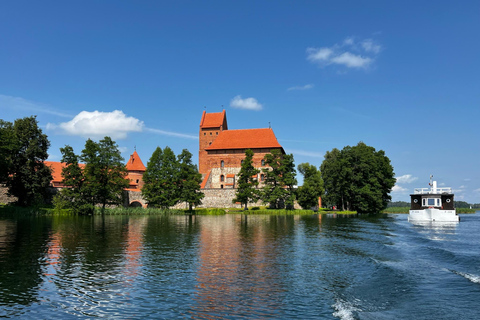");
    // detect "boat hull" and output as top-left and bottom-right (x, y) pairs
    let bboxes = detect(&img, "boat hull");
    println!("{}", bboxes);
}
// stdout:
(408, 208), (459, 222)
